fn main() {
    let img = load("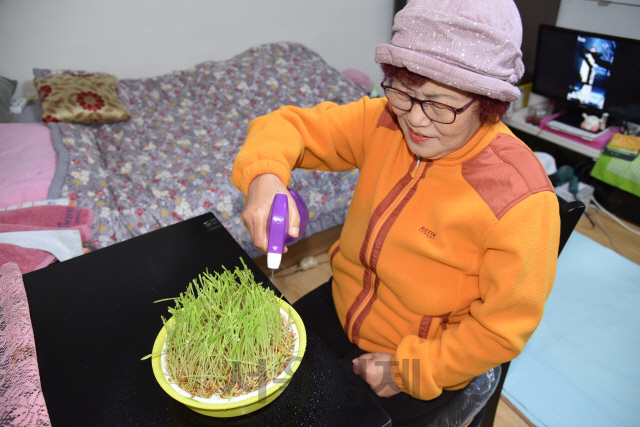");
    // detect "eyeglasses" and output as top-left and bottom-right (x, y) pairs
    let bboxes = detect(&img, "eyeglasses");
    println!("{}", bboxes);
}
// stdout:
(381, 83), (475, 124)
